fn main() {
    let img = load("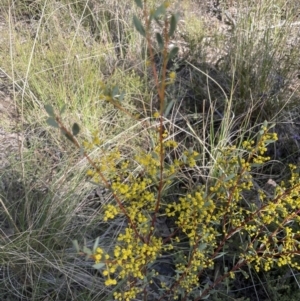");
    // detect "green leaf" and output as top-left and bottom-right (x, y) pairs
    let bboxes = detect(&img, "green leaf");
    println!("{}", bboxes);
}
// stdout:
(268, 123), (276, 129)
(46, 117), (59, 128)
(202, 282), (210, 290)
(93, 262), (105, 269)
(263, 120), (268, 128)
(204, 201), (213, 208)
(253, 239), (259, 249)
(156, 32), (164, 50)
(65, 133), (74, 143)
(164, 98), (175, 117)
(133, 15), (146, 37)
(61, 129), (74, 143)
(112, 86), (120, 99)
(153, 4), (166, 19)
(118, 92), (125, 102)
(134, 0), (143, 9)
(72, 240), (80, 252)
(168, 46), (179, 61)
(250, 163), (263, 168)
(214, 252), (227, 259)
(264, 139), (276, 144)
(240, 269), (249, 278)
(198, 243), (207, 251)
(175, 269), (184, 274)
(151, 151), (159, 160)
(83, 246), (92, 256)
(224, 174), (236, 182)
(93, 237), (100, 254)
(60, 104), (67, 115)
(72, 123), (80, 136)
(45, 104), (55, 117)
(169, 13), (179, 37)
